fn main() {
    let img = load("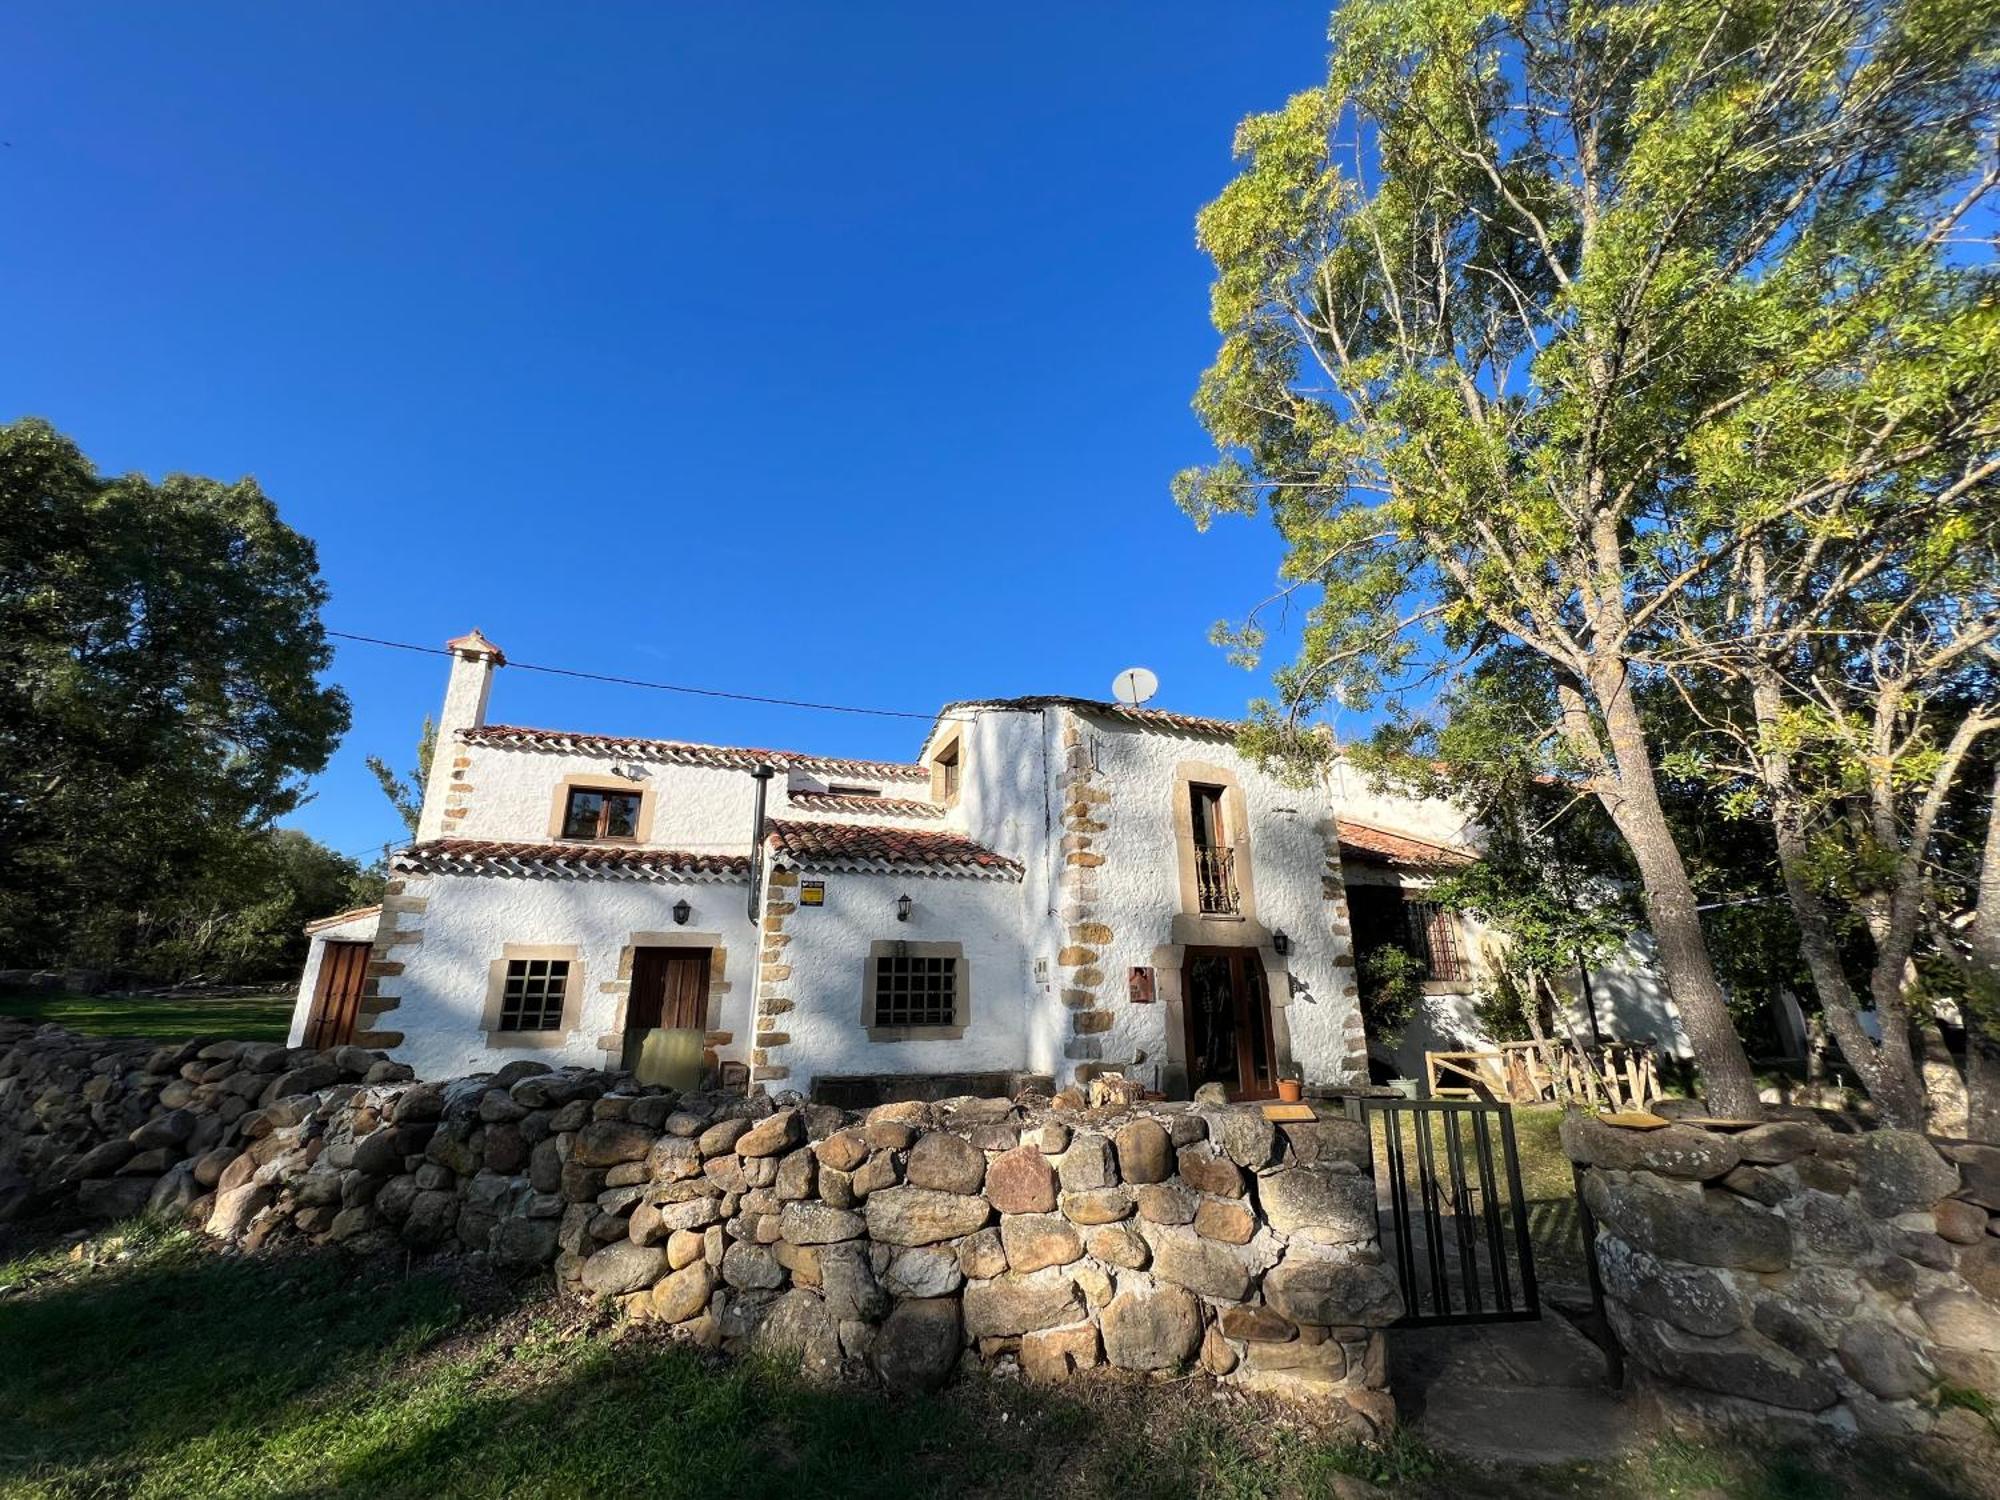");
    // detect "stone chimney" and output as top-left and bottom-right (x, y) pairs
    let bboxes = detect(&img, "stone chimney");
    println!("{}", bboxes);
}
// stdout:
(416, 628), (506, 843)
